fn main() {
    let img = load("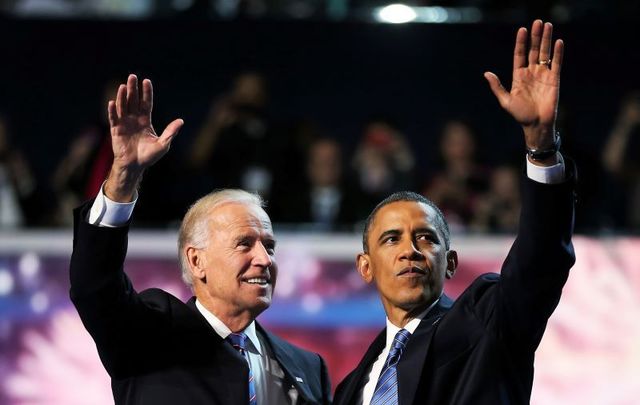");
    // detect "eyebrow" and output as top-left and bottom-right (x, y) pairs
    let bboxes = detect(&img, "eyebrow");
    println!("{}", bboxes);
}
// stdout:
(234, 233), (277, 246)
(377, 227), (439, 244)
(414, 227), (439, 238)
(377, 229), (401, 244)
